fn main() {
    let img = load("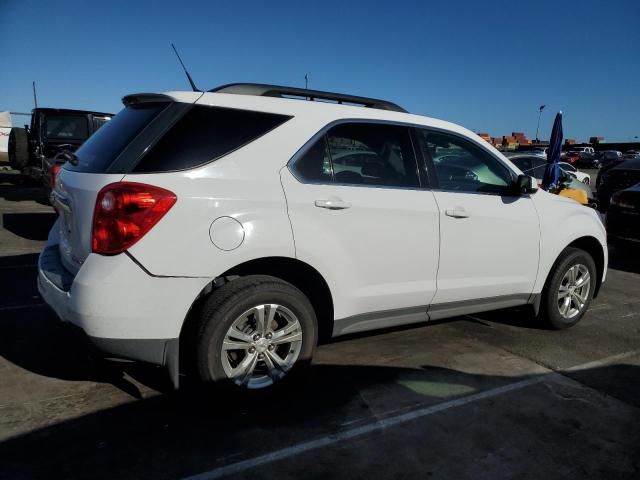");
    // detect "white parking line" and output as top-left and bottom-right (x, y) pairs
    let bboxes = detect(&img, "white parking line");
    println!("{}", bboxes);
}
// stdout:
(181, 349), (640, 480)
